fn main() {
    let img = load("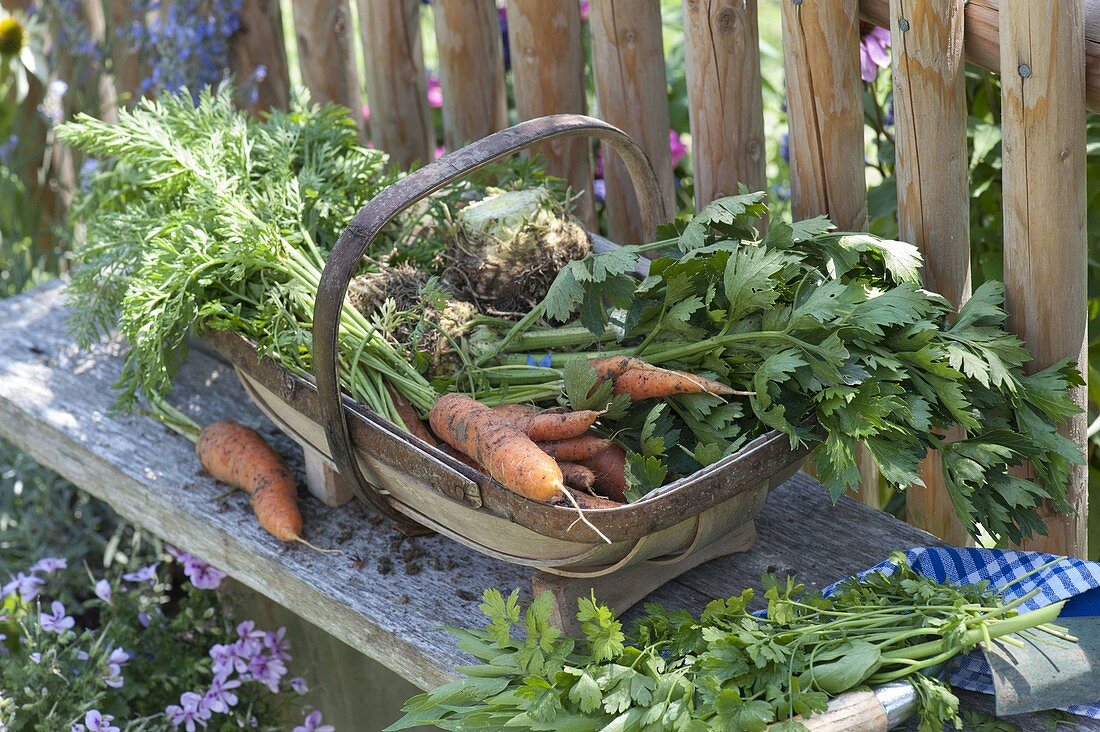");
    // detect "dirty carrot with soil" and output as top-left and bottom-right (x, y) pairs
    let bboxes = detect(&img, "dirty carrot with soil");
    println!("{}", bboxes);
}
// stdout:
(588, 356), (749, 399)
(430, 394), (610, 543)
(557, 461), (596, 491)
(196, 421), (336, 553)
(537, 435), (613, 461)
(576, 443), (629, 503)
(492, 404), (601, 441)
